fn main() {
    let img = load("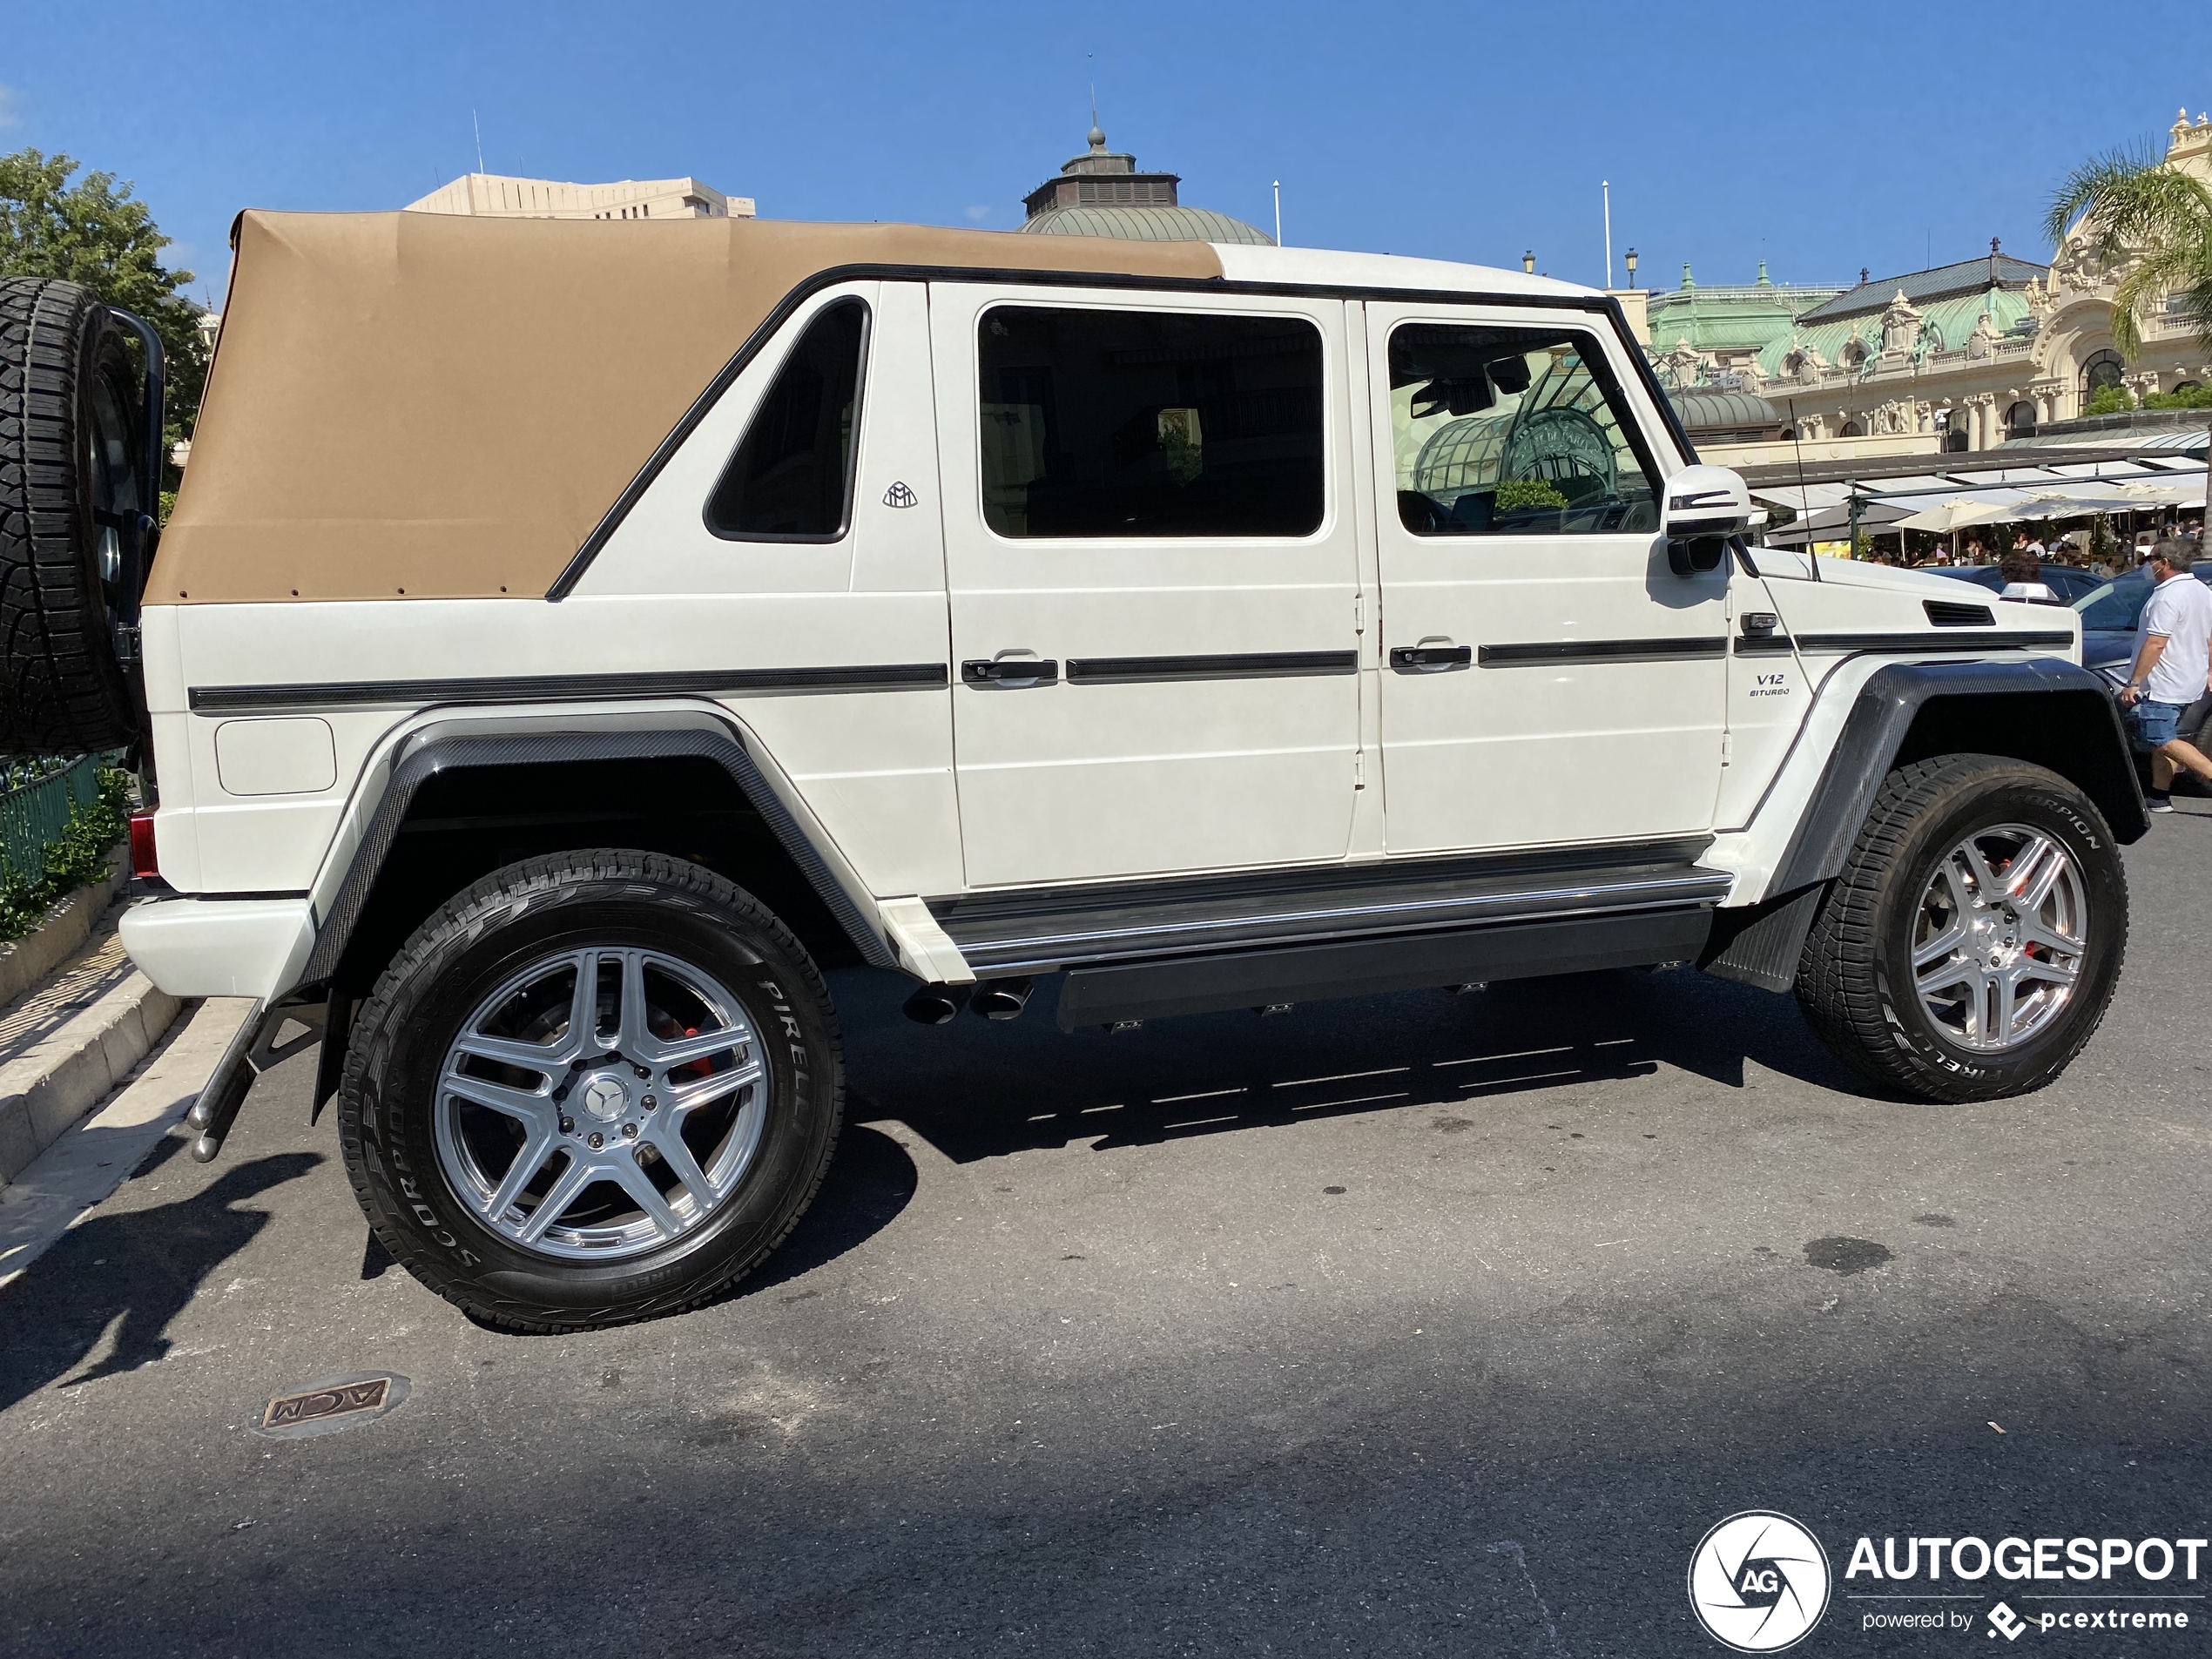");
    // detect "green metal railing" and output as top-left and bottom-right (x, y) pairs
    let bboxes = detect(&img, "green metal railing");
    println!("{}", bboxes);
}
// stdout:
(0, 756), (105, 887)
